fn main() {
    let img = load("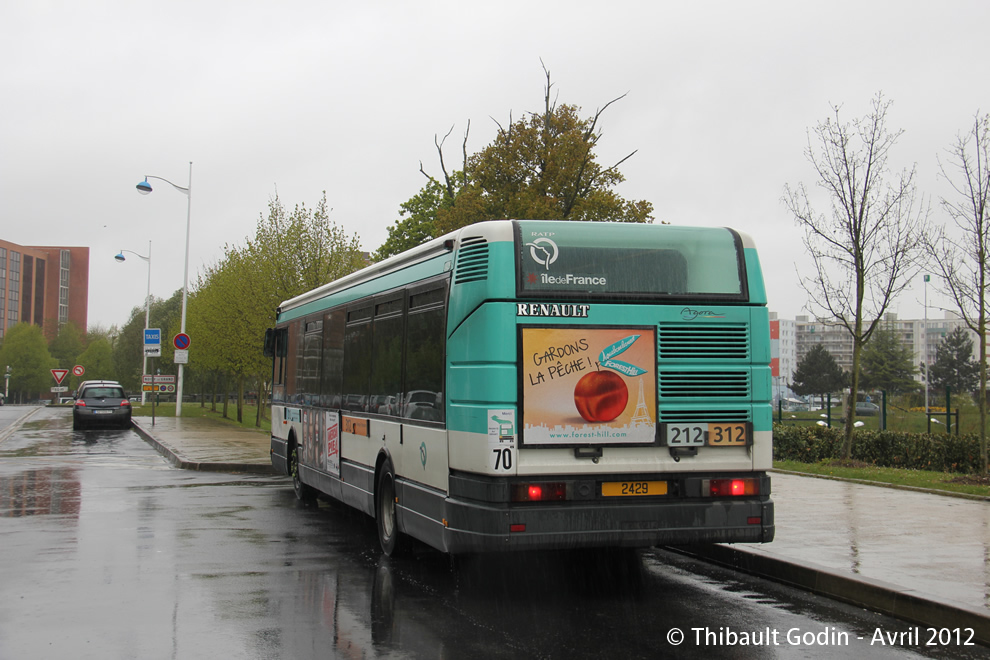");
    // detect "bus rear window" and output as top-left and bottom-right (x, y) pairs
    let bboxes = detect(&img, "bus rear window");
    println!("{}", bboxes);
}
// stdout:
(514, 221), (747, 299)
